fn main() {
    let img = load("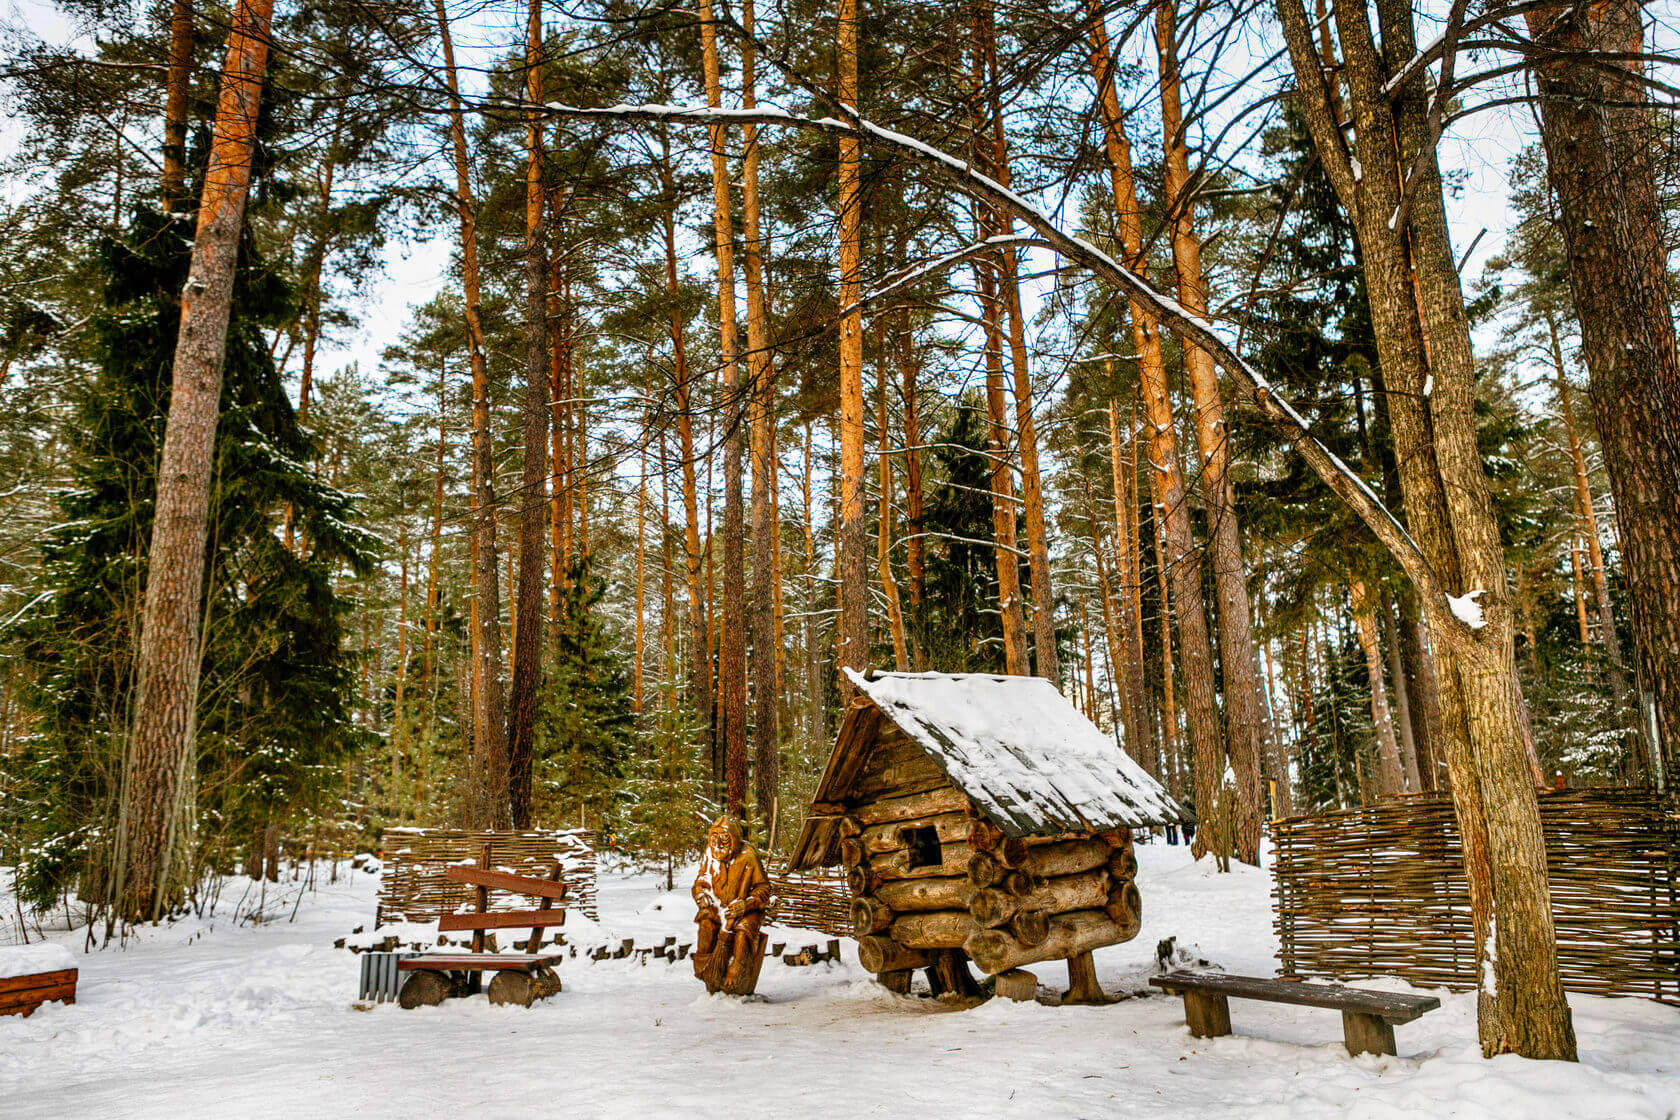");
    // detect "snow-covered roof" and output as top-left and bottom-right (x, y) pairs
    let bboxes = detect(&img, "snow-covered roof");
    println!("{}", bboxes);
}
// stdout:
(791, 670), (1184, 867)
